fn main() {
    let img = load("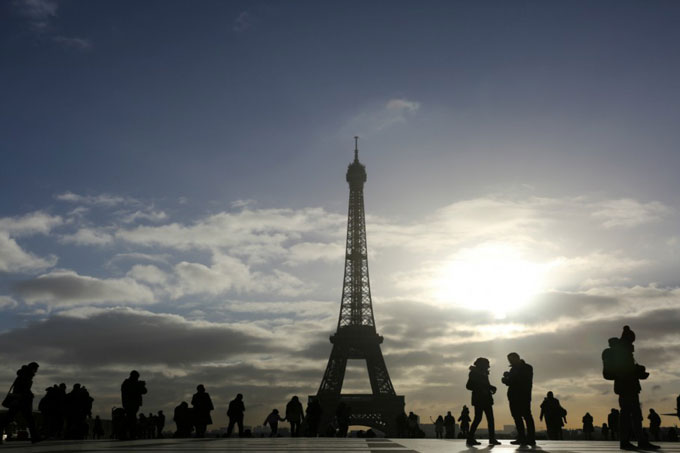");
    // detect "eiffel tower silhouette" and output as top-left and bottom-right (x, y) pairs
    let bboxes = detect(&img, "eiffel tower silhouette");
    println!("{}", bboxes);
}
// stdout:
(309, 138), (405, 436)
